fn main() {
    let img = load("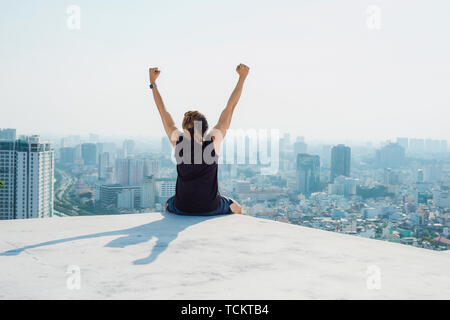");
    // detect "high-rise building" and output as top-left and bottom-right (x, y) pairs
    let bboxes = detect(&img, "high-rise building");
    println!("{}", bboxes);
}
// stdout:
(330, 144), (351, 183)
(409, 139), (425, 154)
(0, 136), (54, 219)
(98, 152), (110, 179)
(144, 159), (160, 178)
(396, 137), (409, 152)
(81, 143), (97, 166)
(296, 154), (320, 196)
(140, 175), (156, 209)
(383, 168), (400, 185)
(0, 128), (16, 141)
(123, 139), (136, 157)
(156, 178), (176, 203)
(433, 186), (450, 209)
(279, 133), (292, 155)
(375, 143), (405, 168)
(59, 147), (75, 164)
(423, 163), (443, 183)
(293, 138), (307, 156)
(417, 169), (424, 183)
(320, 145), (332, 168)
(115, 158), (145, 186)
